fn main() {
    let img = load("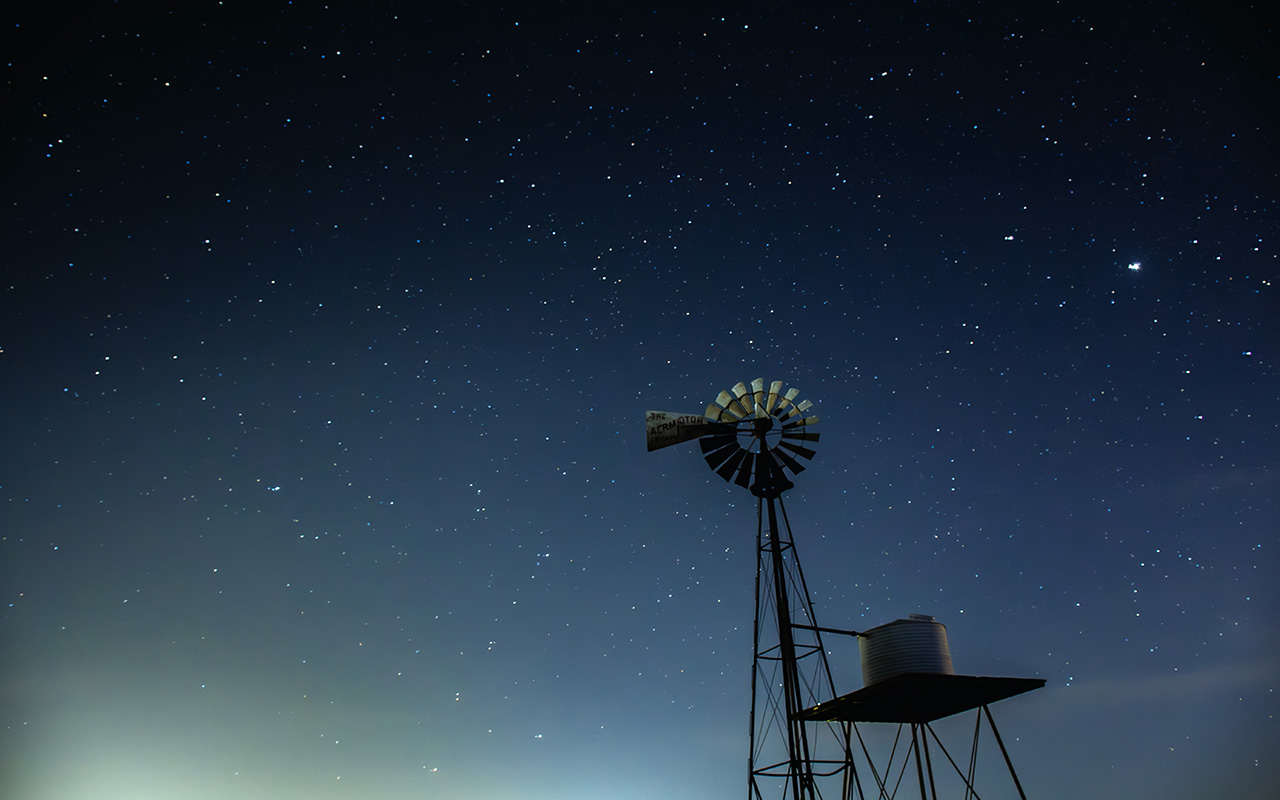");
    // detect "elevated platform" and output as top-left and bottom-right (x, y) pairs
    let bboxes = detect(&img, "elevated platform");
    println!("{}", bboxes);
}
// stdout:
(796, 672), (1045, 724)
